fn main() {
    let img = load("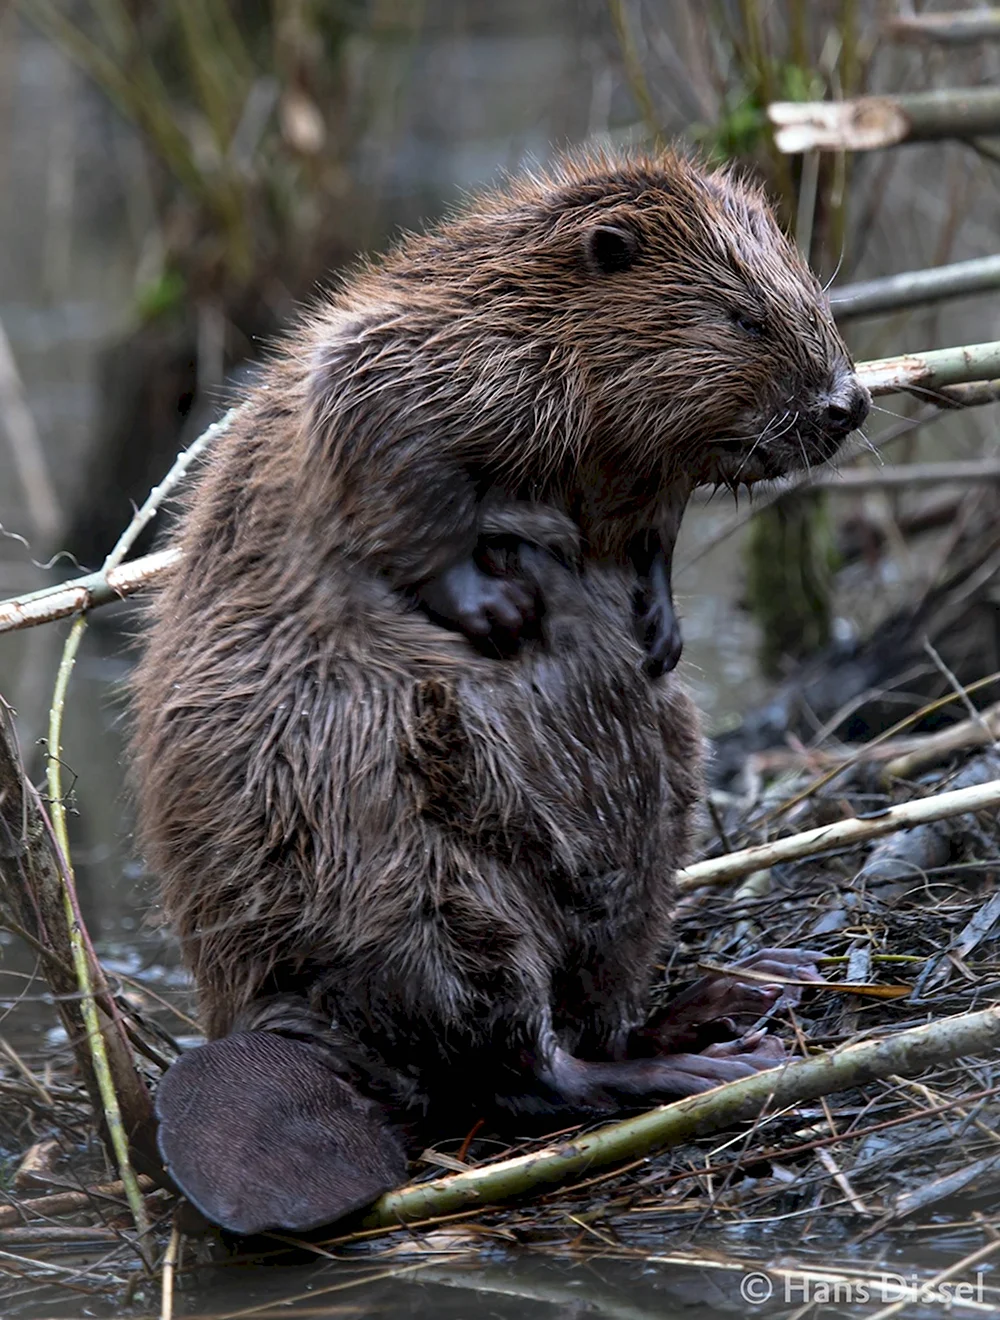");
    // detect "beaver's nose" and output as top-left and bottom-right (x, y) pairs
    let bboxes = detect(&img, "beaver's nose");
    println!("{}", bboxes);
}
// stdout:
(825, 378), (870, 435)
